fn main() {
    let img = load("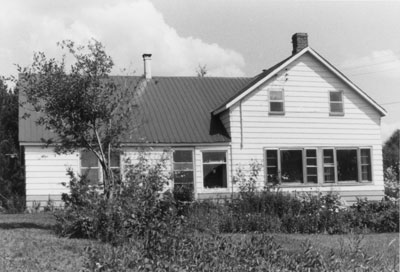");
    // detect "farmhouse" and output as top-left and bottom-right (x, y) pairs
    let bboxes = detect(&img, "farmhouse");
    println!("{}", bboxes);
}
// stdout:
(19, 33), (387, 206)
